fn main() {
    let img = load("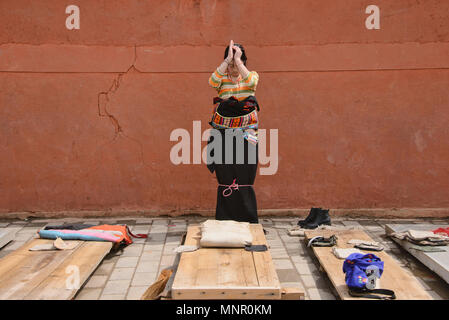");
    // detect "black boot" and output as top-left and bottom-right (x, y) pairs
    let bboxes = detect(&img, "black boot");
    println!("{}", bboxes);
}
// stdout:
(303, 208), (331, 229)
(297, 207), (321, 227)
